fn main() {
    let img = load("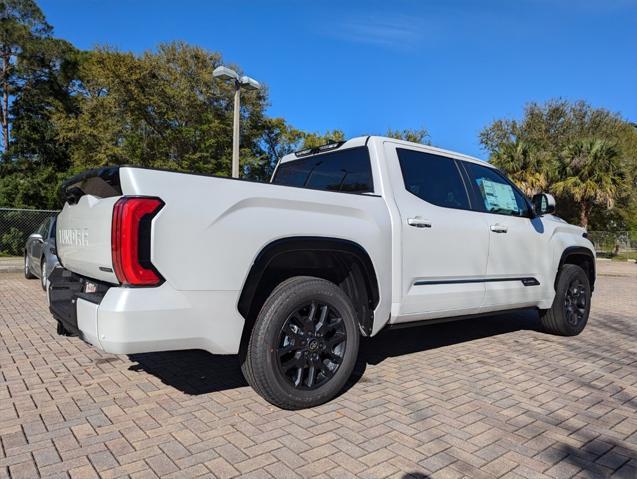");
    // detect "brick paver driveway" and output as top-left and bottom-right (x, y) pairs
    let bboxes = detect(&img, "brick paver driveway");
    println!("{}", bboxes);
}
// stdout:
(1, 263), (636, 479)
